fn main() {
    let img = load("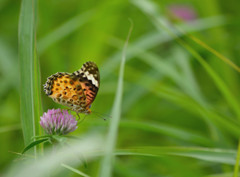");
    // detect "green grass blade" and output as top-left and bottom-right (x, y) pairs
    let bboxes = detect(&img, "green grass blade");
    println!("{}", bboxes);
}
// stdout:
(33, 49), (43, 149)
(233, 139), (240, 177)
(22, 138), (49, 154)
(186, 32), (240, 73)
(116, 147), (237, 165)
(172, 46), (208, 106)
(61, 163), (90, 177)
(0, 124), (21, 134)
(19, 0), (41, 149)
(98, 23), (133, 177)
(120, 120), (214, 146)
(206, 172), (234, 177)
